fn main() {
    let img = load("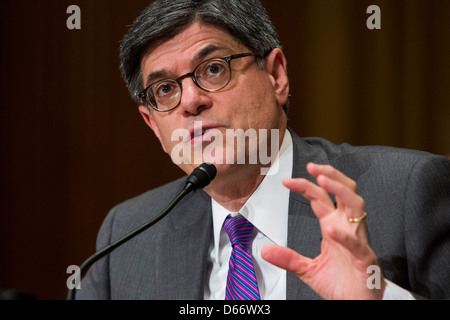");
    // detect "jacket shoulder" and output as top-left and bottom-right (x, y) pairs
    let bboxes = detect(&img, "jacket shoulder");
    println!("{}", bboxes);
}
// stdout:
(96, 176), (187, 246)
